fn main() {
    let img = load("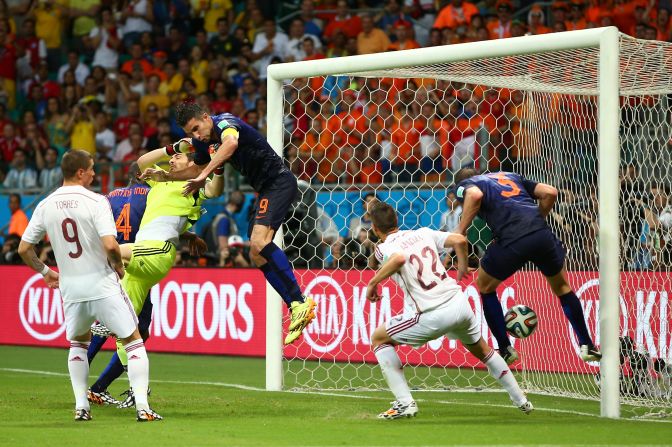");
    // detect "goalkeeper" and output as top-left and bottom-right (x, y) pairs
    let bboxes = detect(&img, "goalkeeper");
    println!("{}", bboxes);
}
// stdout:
(95, 142), (222, 407)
